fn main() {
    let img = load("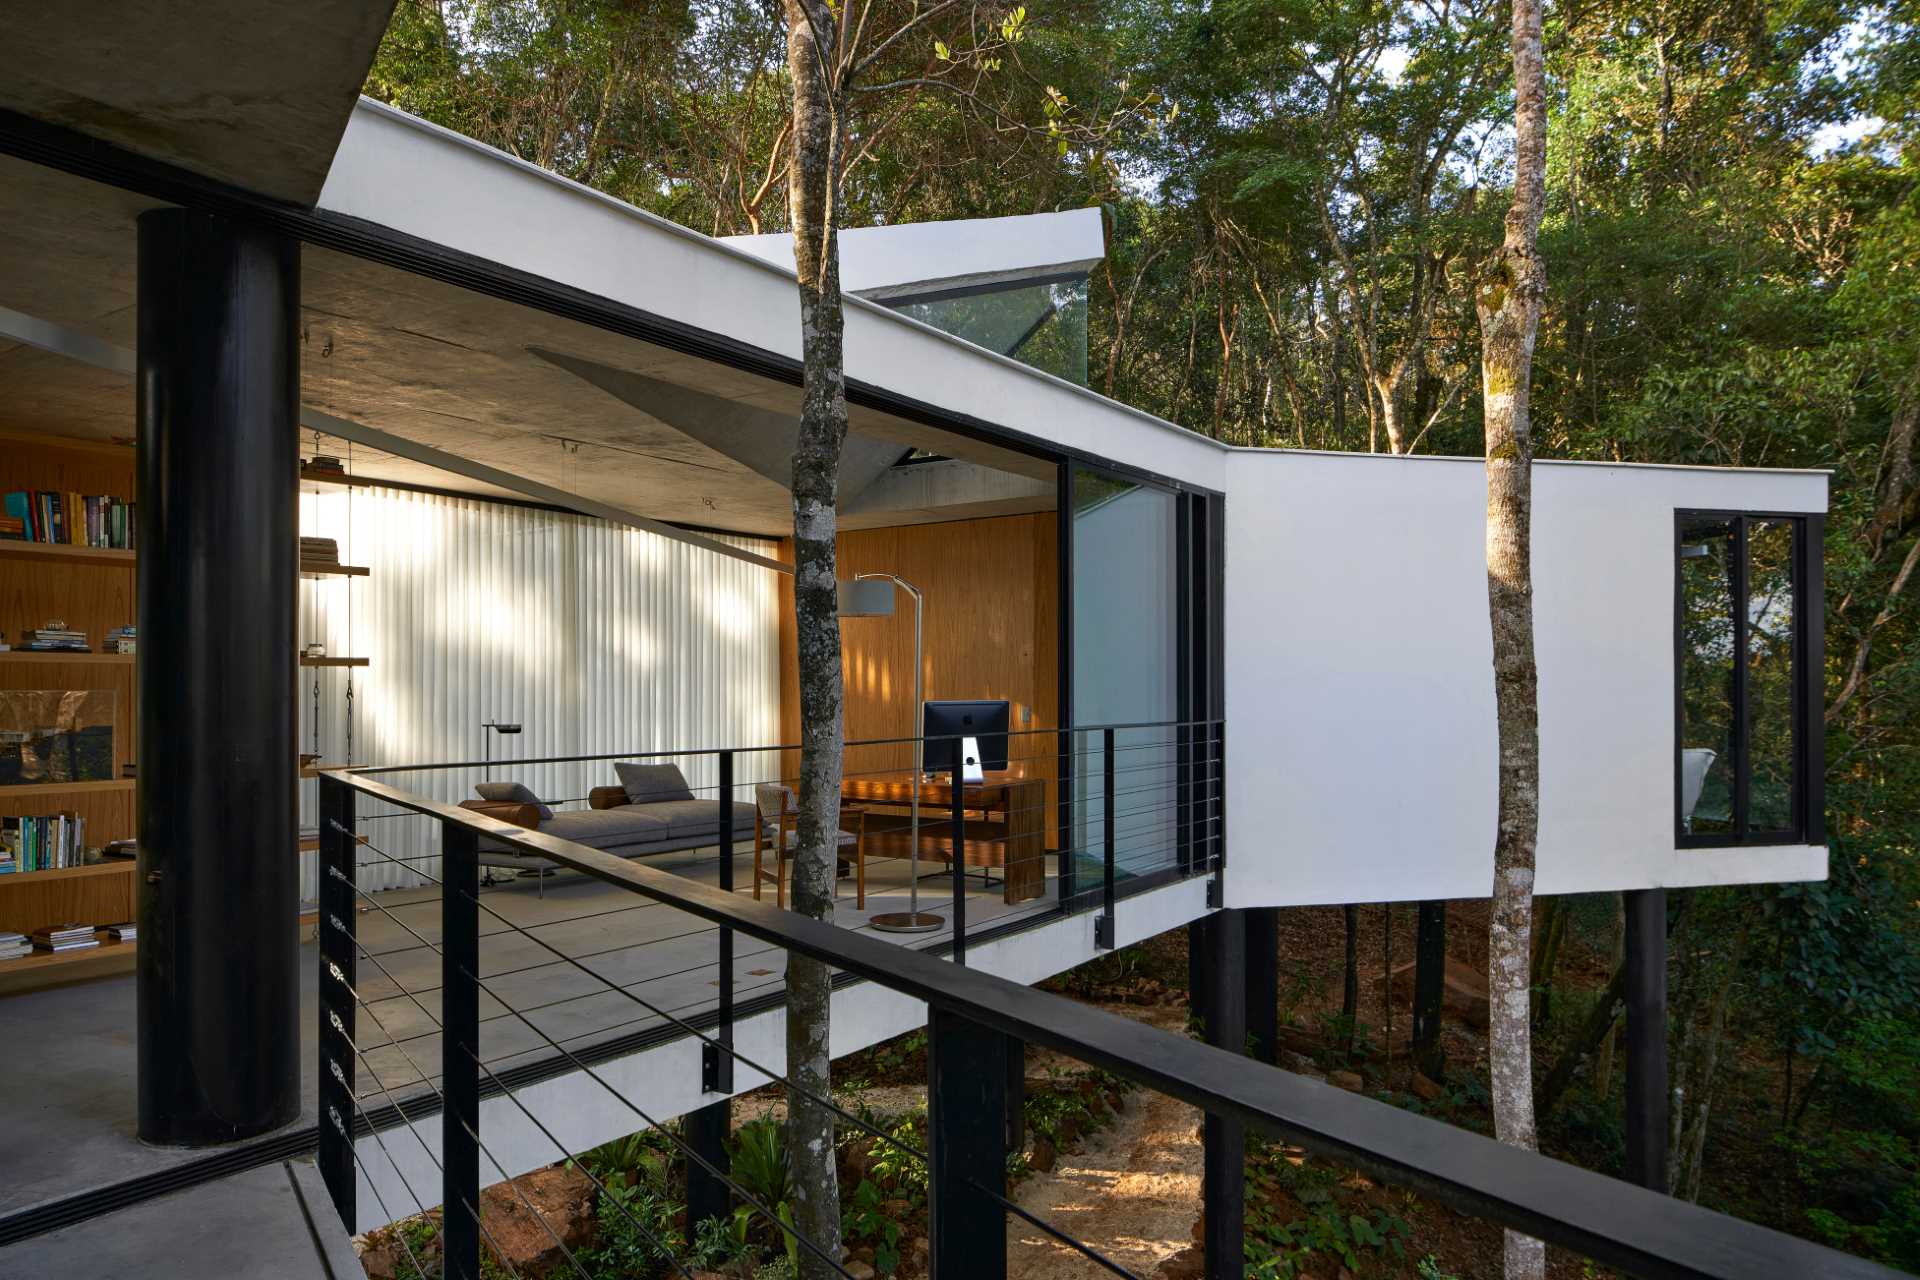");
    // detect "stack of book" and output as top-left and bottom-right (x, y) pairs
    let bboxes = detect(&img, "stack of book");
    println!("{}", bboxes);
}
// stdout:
(104, 625), (136, 655)
(21, 626), (88, 653)
(2, 813), (87, 872)
(299, 536), (344, 574)
(1, 491), (136, 548)
(0, 932), (27, 961)
(0, 841), (12, 875)
(103, 922), (136, 943)
(31, 923), (98, 953)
